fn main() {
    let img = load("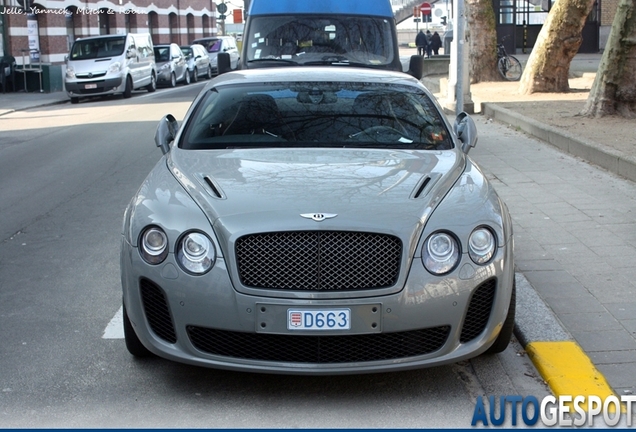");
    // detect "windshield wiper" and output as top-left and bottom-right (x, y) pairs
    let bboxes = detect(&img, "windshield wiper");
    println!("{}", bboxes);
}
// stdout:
(247, 58), (299, 65)
(303, 58), (379, 68)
